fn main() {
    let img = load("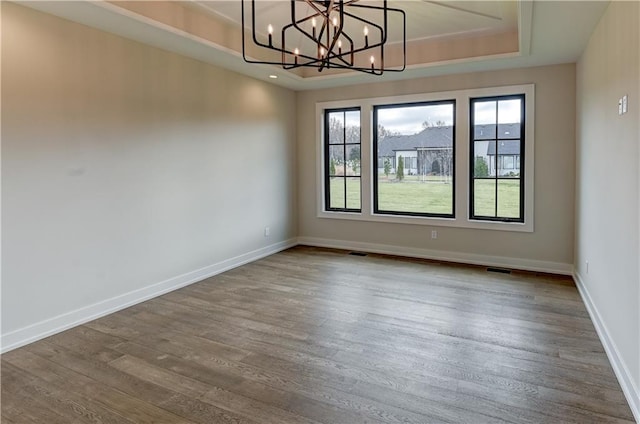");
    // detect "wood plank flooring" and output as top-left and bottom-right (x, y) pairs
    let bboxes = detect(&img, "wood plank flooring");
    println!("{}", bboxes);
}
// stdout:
(1, 246), (635, 423)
